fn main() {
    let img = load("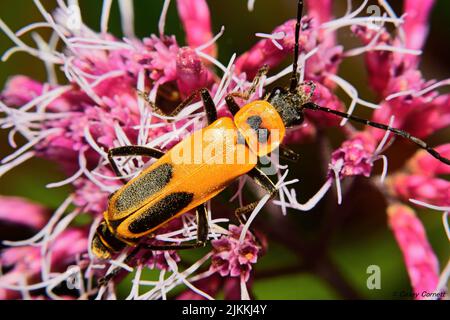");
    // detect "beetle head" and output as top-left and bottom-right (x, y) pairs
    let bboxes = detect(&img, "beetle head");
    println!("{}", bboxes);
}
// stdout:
(267, 87), (306, 128)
